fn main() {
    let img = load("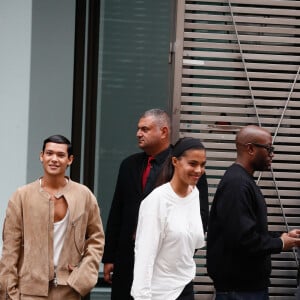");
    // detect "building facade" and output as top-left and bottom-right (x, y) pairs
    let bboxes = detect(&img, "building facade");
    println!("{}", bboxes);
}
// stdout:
(1, 0), (300, 299)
